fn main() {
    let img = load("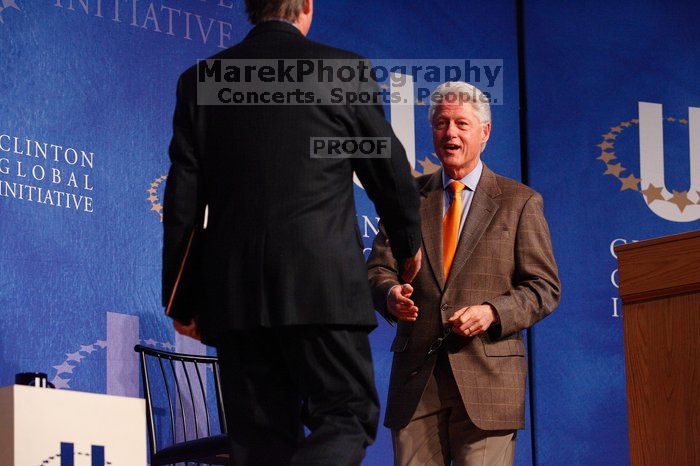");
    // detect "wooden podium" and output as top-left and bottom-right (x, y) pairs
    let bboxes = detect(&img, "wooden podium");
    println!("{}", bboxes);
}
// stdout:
(616, 230), (700, 466)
